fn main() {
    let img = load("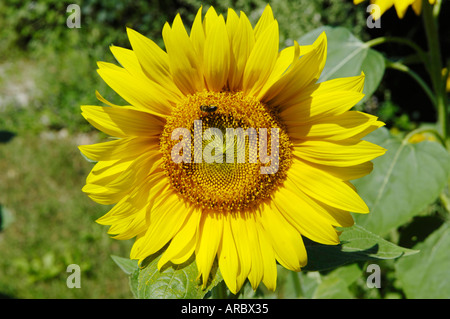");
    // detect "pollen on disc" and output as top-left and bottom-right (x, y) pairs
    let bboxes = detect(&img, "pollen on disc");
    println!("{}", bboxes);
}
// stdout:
(160, 91), (292, 213)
